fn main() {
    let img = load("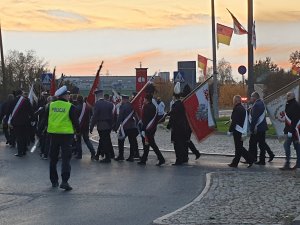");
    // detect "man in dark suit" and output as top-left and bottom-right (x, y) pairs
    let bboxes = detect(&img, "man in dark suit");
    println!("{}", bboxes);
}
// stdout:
(114, 94), (139, 162)
(138, 93), (165, 166)
(228, 95), (254, 168)
(0, 94), (14, 146)
(90, 90), (114, 163)
(7, 89), (33, 157)
(249, 92), (274, 165)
